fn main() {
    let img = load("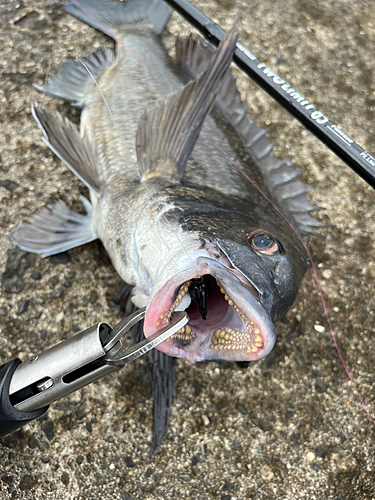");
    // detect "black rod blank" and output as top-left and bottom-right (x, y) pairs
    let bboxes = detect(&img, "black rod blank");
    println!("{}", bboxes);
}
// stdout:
(164, 0), (375, 189)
